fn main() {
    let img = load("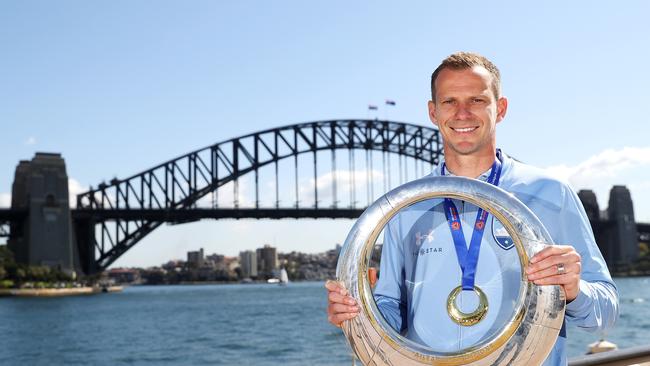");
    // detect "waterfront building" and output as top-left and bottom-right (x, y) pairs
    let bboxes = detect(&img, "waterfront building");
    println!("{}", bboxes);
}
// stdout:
(187, 248), (205, 268)
(162, 260), (184, 273)
(206, 253), (224, 266)
(256, 244), (278, 278)
(224, 256), (239, 272)
(240, 250), (258, 278)
(107, 268), (140, 284)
